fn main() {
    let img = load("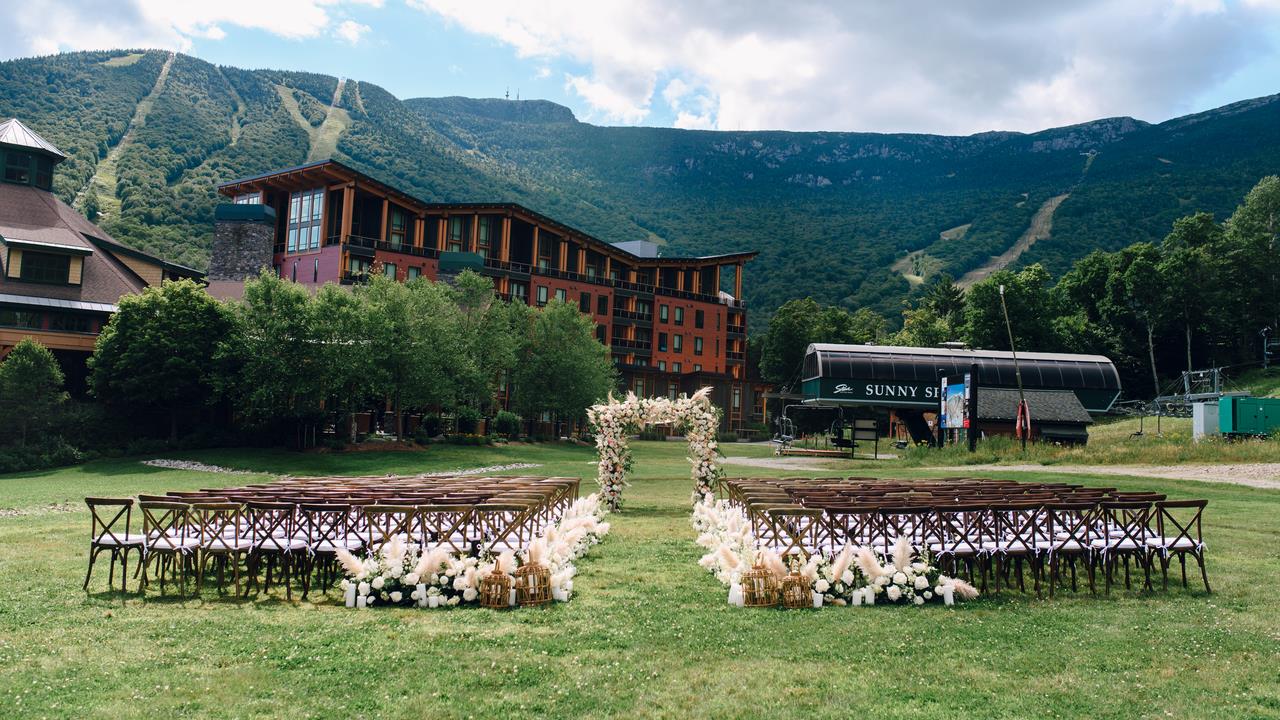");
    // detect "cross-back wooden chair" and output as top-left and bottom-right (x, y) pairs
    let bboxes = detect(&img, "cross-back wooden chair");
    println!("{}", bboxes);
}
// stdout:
(139, 500), (198, 597)
(299, 503), (362, 599)
(1147, 499), (1210, 592)
(1092, 501), (1154, 594)
(192, 502), (251, 597)
(765, 506), (829, 557)
(361, 505), (418, 554)
(84, 497), (144, 596)
(929, 503), (986, 584)
(418, 504), (474, 554)
(987, 501), (1047, 595)
(246, 501), (305, 600)
(472, 502), (534, 554)
(1042, 501), (1097, 596)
